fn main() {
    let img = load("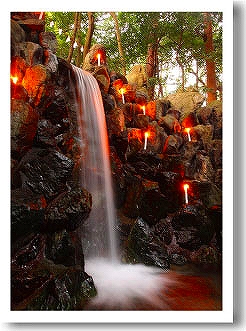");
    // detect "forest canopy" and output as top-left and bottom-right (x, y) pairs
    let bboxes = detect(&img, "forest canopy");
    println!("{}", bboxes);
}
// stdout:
(45, 11), (222, 101)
